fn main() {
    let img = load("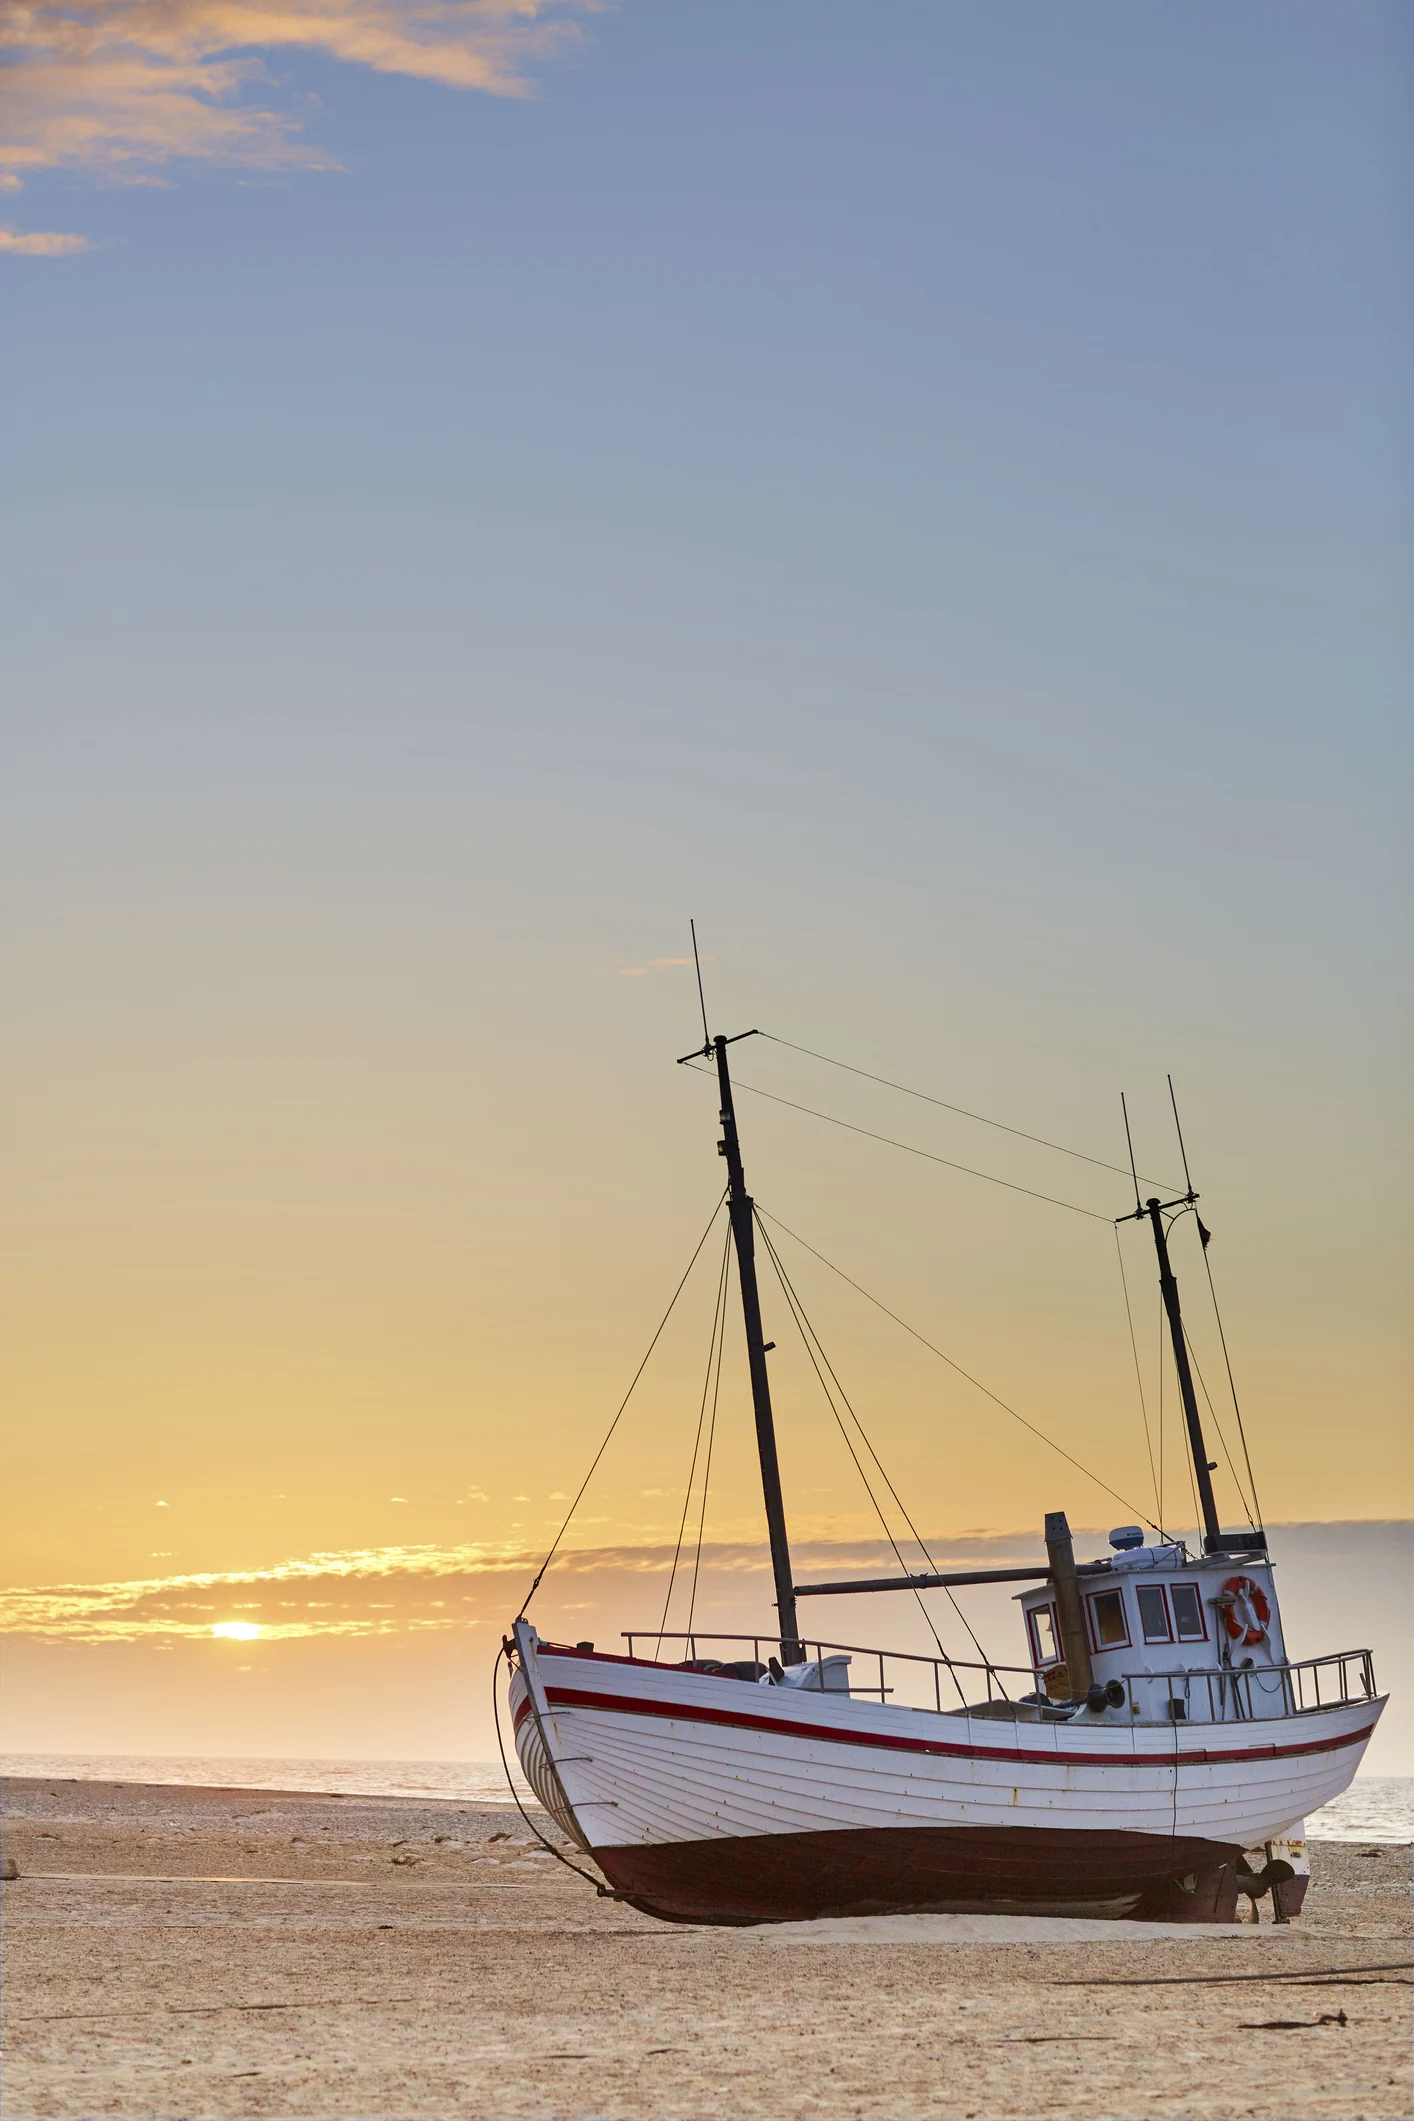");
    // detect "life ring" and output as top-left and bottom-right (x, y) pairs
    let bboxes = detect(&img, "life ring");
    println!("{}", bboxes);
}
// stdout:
(1221, 1575), (1270, 1646)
